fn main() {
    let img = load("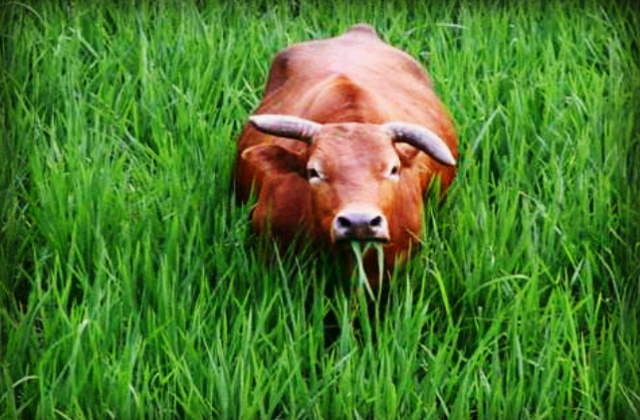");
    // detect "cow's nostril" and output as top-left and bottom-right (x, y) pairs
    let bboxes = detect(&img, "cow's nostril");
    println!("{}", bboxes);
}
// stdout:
(337, 216), (351, 228)
(333, 210), (389, 242)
